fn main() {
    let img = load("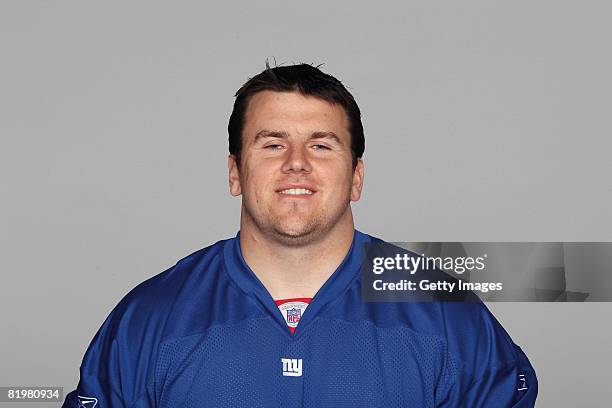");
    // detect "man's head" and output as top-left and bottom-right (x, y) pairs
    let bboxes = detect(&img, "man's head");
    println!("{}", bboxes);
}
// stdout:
(228, 63), (365, 169)
(227, 63), (365, 246)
